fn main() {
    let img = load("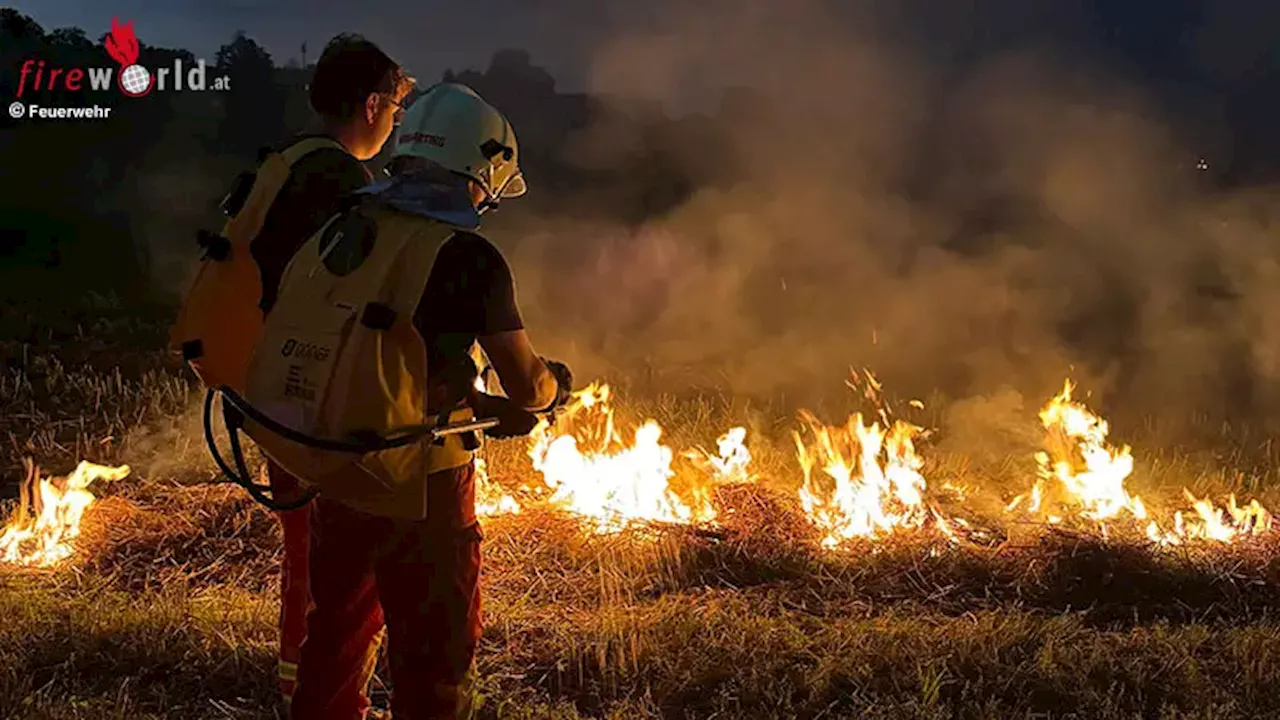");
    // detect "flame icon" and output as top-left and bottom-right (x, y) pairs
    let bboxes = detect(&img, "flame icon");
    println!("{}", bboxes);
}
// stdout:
(104, 17), (139, 67)
(103, 17), (152, 97)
